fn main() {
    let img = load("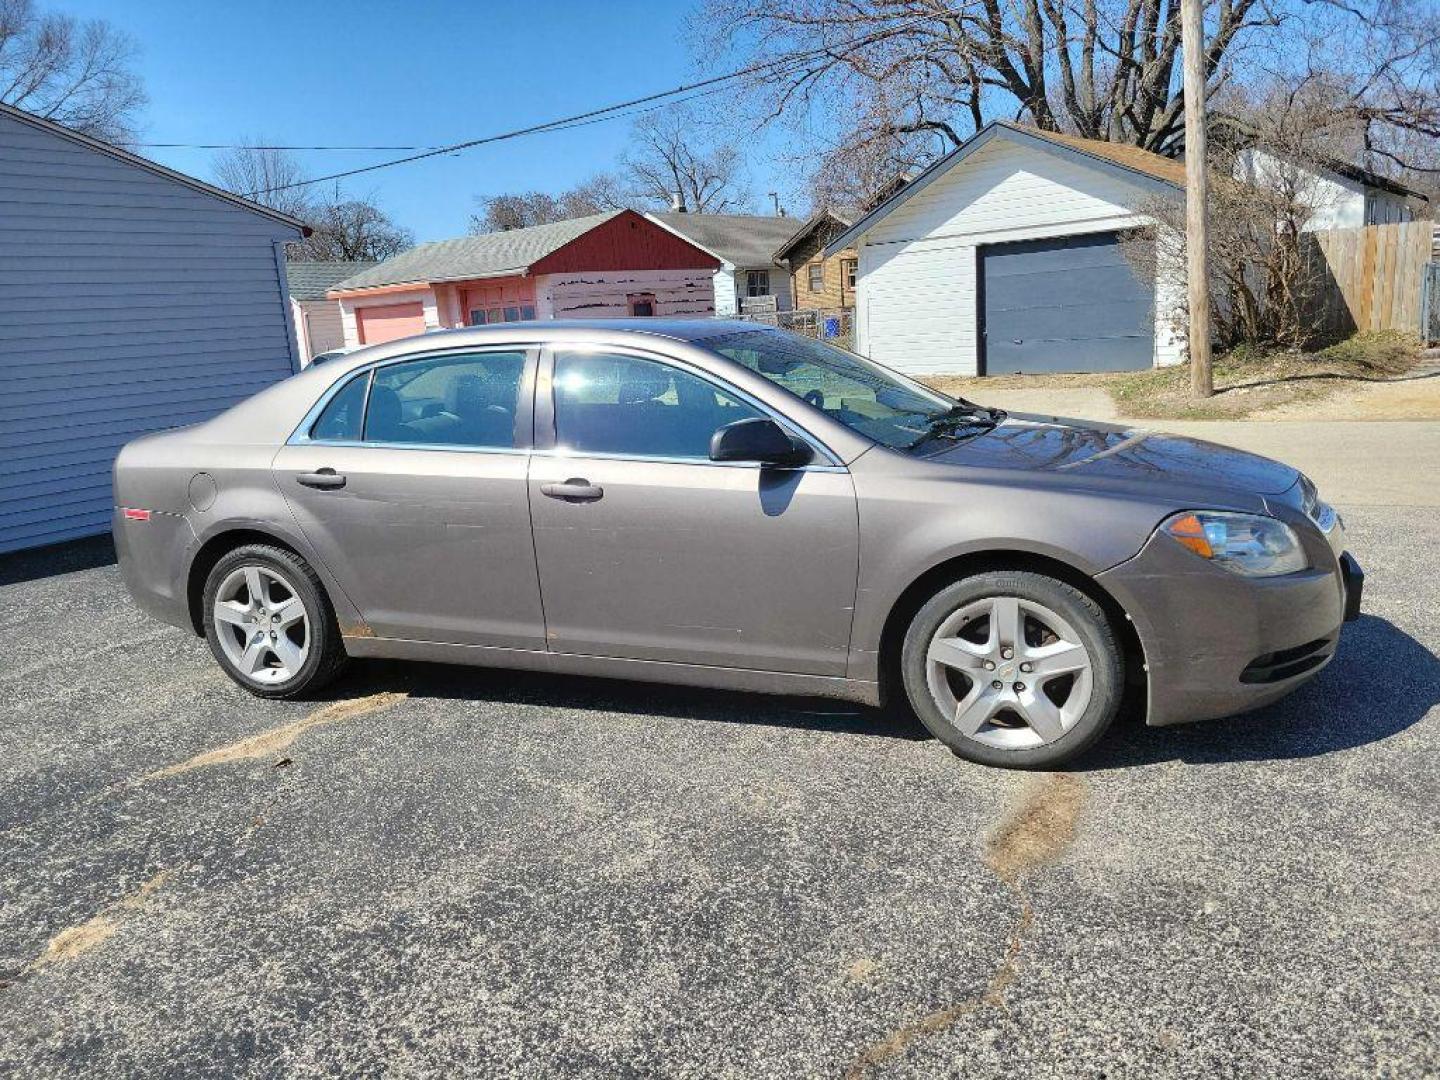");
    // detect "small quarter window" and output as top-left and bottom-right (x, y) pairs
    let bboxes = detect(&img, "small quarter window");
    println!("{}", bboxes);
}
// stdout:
(310, 372), (369, 441)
